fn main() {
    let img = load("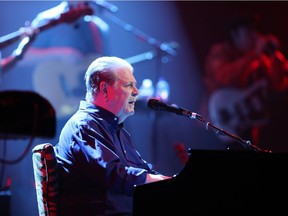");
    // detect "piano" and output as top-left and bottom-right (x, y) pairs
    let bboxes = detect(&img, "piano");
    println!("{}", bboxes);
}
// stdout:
(133, 149), (288, 215)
